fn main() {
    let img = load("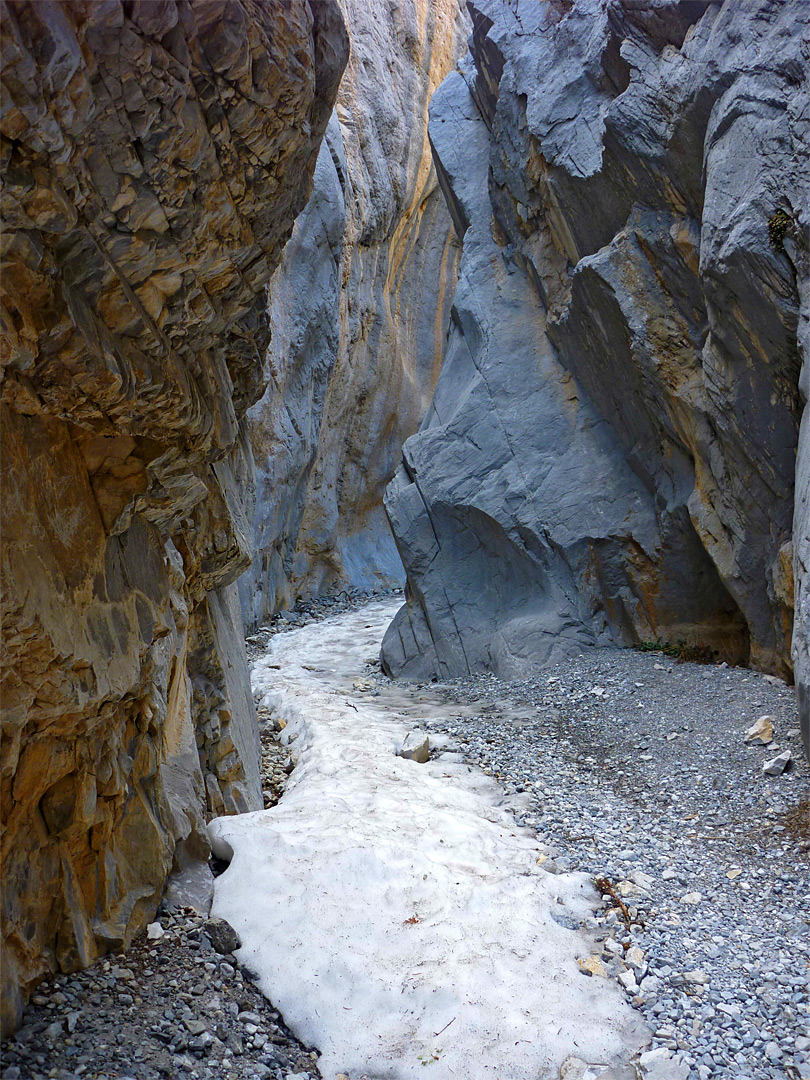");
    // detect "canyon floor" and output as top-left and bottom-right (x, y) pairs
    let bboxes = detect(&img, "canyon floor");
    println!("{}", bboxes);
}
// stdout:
(2, 595), (808, 1080)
